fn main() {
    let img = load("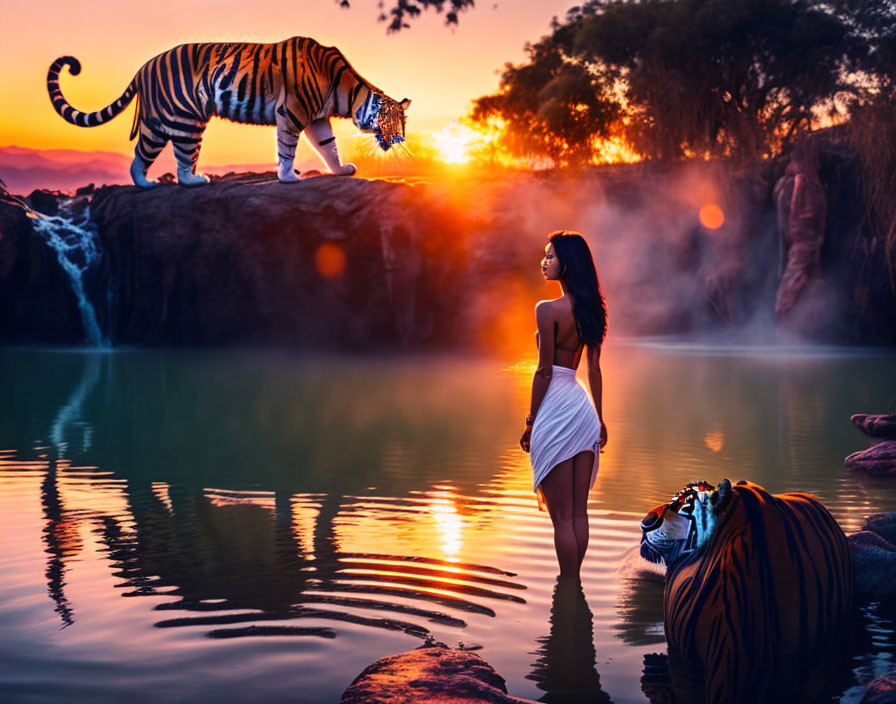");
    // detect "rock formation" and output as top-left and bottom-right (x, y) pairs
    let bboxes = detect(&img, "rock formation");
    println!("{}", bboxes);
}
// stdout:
(88, 173), (464, 347)
(848, 514), (896, 601)
(847, 412), (896, 474)
(0, 180), (84, 342)
(861, 512), (896, 545)
(339, 643), (535, 704)
(846, 442), (896, 474)
(773, 139), (830, 333)
(849, 531), (896, 601)
(852, 414), (896, 440)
